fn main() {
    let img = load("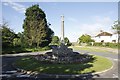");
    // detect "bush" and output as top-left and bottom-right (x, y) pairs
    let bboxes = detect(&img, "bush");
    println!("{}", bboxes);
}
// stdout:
(93, 42), (103, 46)
(2, 46), (51, 54)
(42, 46), (51, 50)
(2, 47), (31, 54)
(27, 46), (51, 52)
(93, 42), (118, 48)
(105, 43), (118, 48)
(87, 42), (92, 46)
